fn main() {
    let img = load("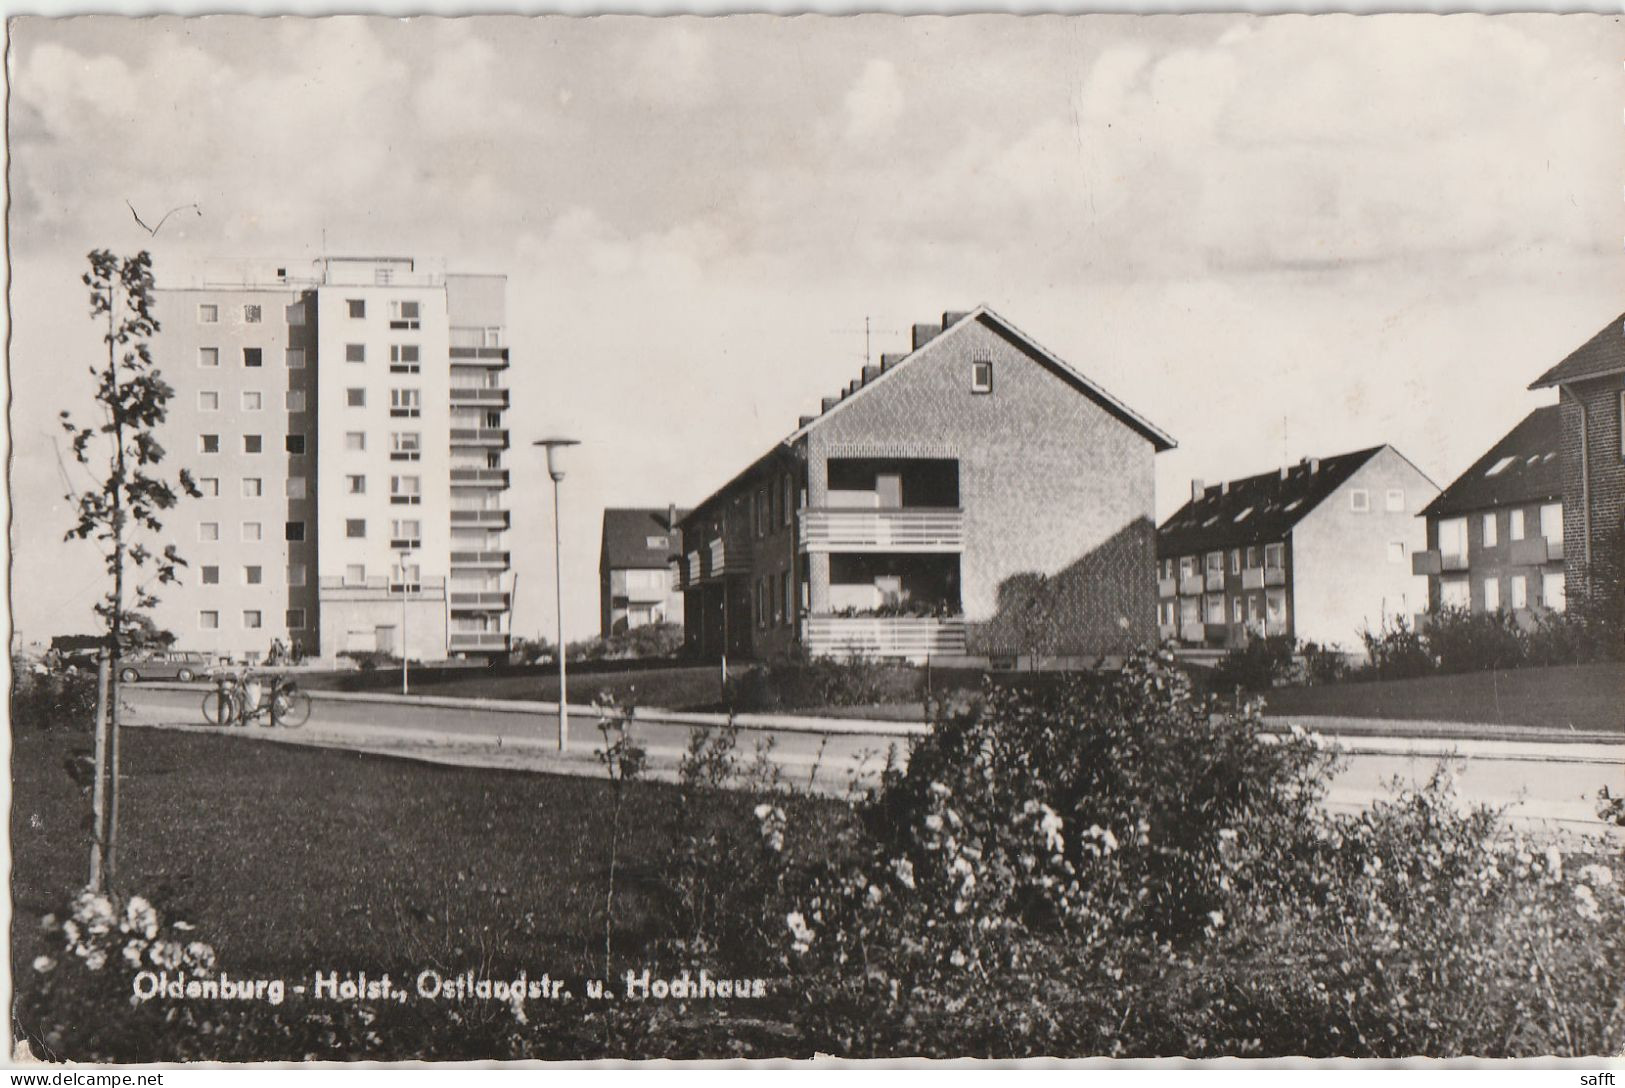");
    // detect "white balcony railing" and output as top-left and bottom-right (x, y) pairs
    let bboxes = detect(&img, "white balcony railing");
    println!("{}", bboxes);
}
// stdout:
(802, 615), (967, 662)
(449, 632), (510, 651)
(799, 508), (964, 553)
